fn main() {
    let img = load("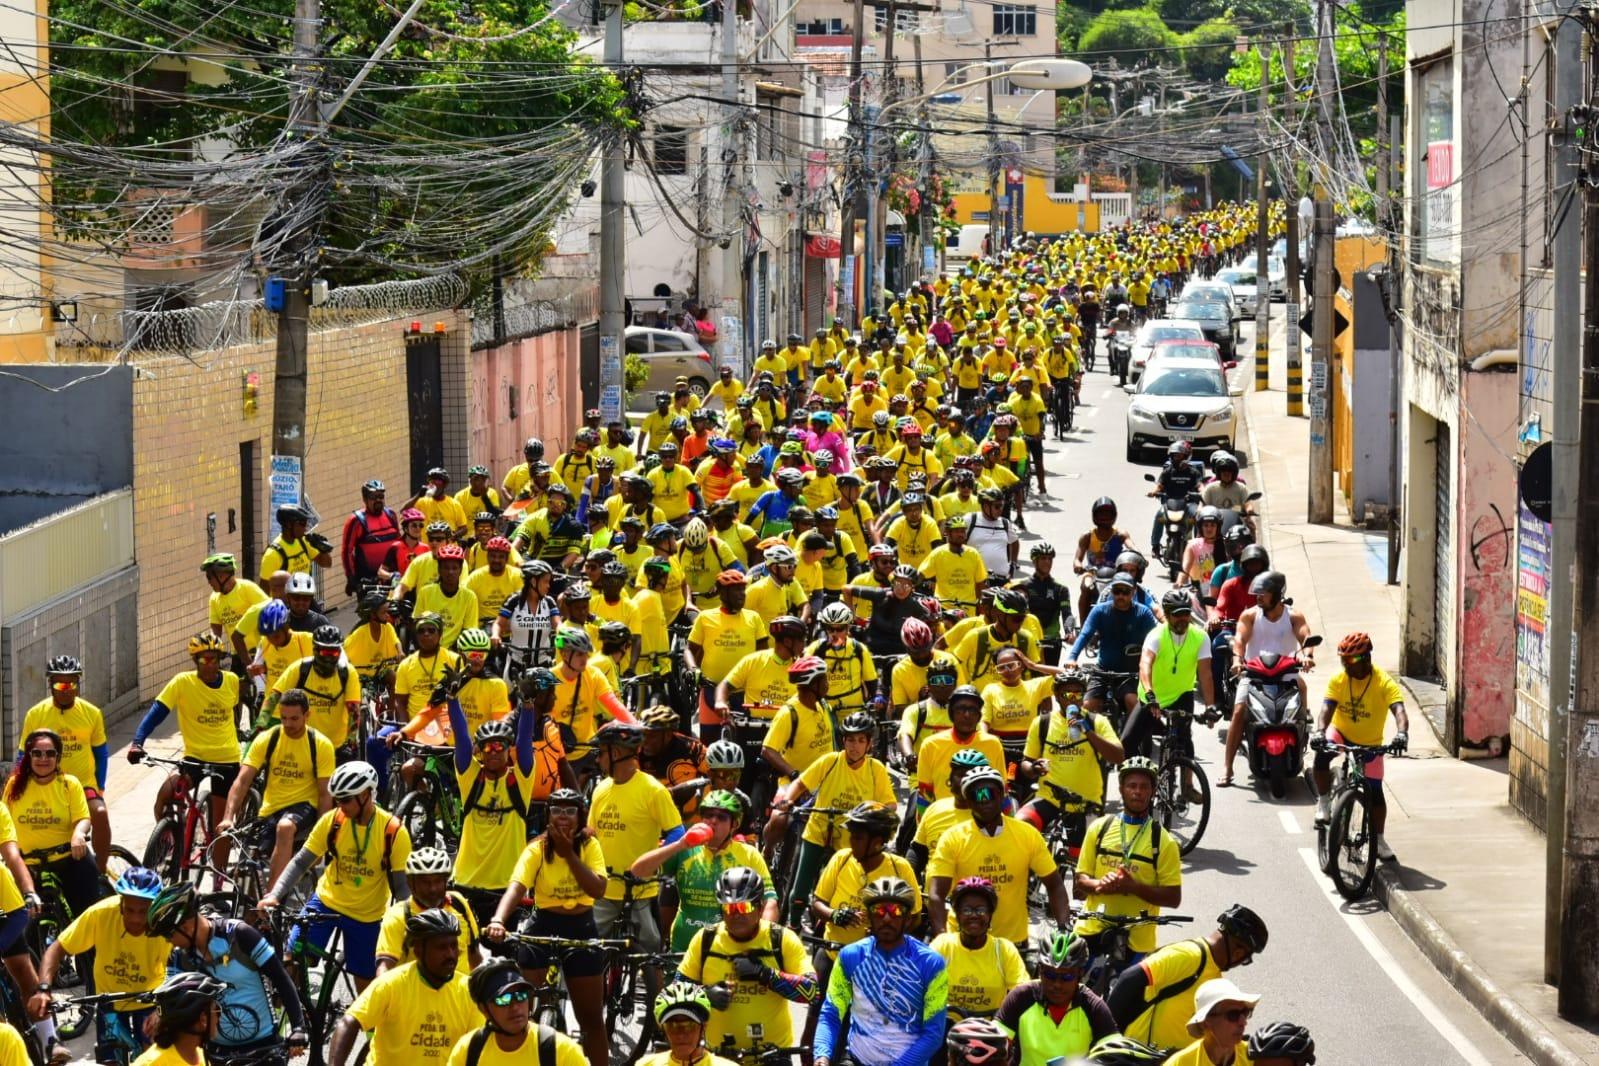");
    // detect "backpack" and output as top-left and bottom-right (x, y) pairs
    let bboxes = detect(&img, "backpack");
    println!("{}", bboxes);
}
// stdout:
(352, 507), (401, 546)
(694, 921), (790, 969)
(296, 659), (351, 697)
(1141, 939), (1213, 1014)
(259, 725), (324, 791)
(463, 1023), (558, 1066)
(328, 809), (401, 873)
(463, 767), (531, 830)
